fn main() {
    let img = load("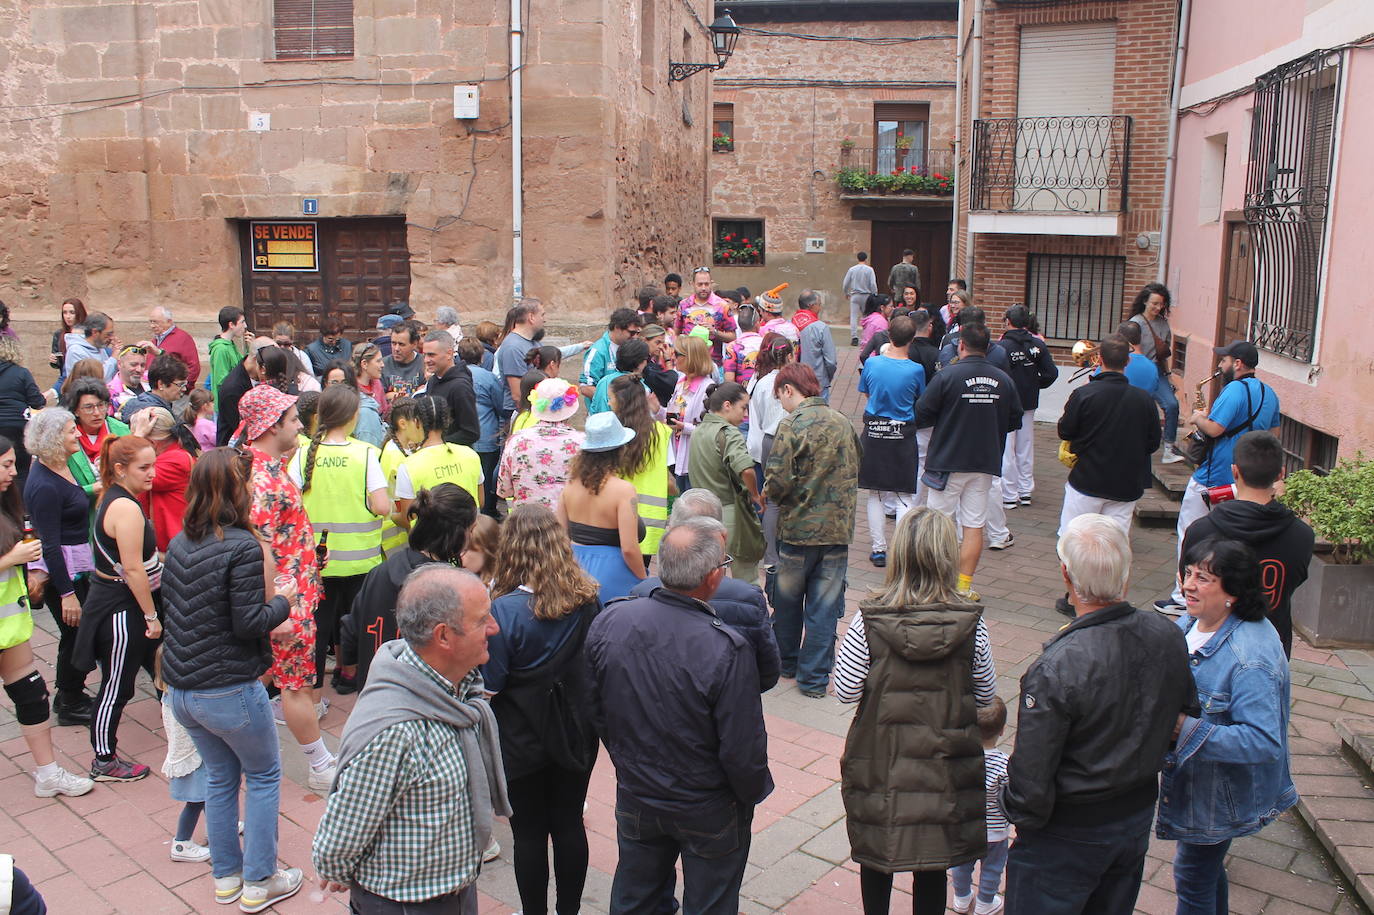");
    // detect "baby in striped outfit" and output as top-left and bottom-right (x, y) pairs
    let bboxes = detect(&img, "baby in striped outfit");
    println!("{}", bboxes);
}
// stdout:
(950, 696), (1011, 915)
